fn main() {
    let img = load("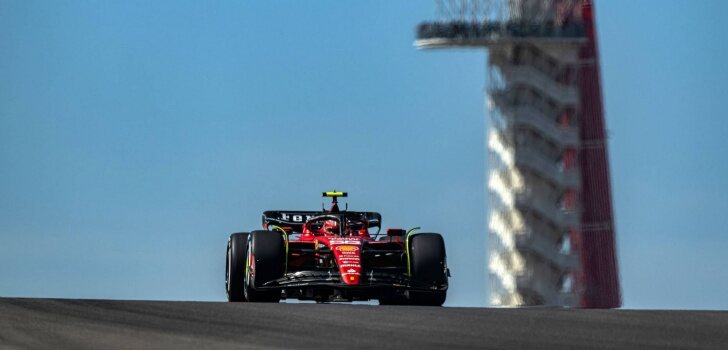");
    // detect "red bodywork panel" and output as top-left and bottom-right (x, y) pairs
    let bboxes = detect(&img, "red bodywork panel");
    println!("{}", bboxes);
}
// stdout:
(288, 231), (403, 286)
(327, 238), (363, 285)
(295, 234), (369, 286)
